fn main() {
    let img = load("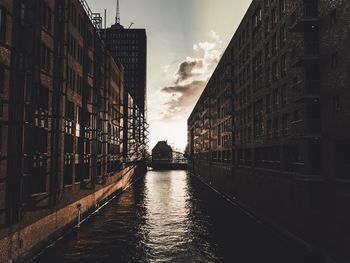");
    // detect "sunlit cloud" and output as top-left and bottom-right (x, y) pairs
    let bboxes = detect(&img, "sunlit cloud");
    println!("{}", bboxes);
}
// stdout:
(160, 80), (207, 121)
(163, 65), (170, 73)
(149, 31), (222, 122)
(175, 57), (204, 84)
